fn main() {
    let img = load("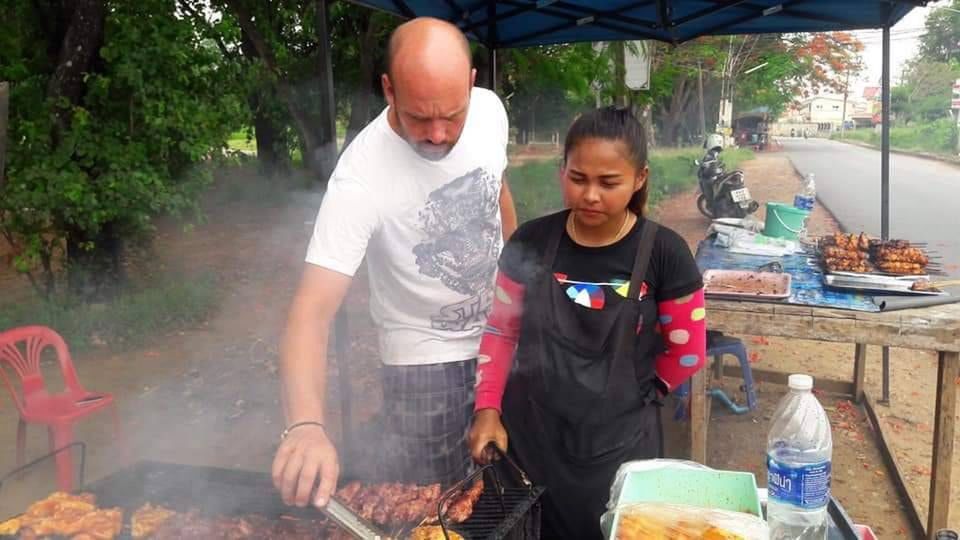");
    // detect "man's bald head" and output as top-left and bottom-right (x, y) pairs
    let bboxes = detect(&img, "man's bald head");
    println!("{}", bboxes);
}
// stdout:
(385, 17), (472, 79)
(381, 17), (477, 161)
